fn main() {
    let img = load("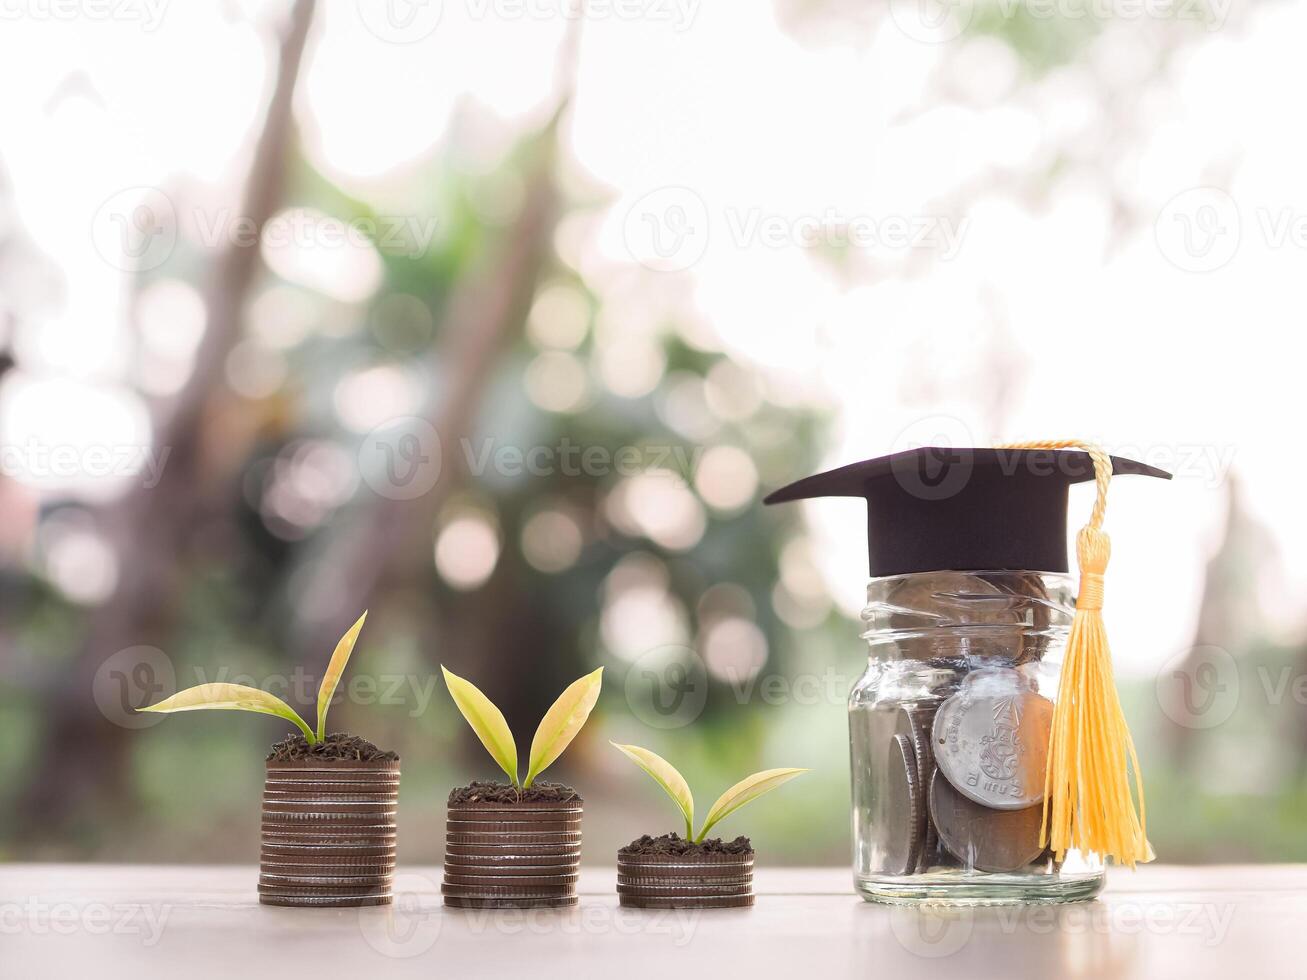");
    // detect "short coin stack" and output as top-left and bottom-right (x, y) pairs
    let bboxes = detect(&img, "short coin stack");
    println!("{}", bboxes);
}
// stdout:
(442, 800), (582, 908)
(258, 758), (400, 907)
(617, 850), (755, 909)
